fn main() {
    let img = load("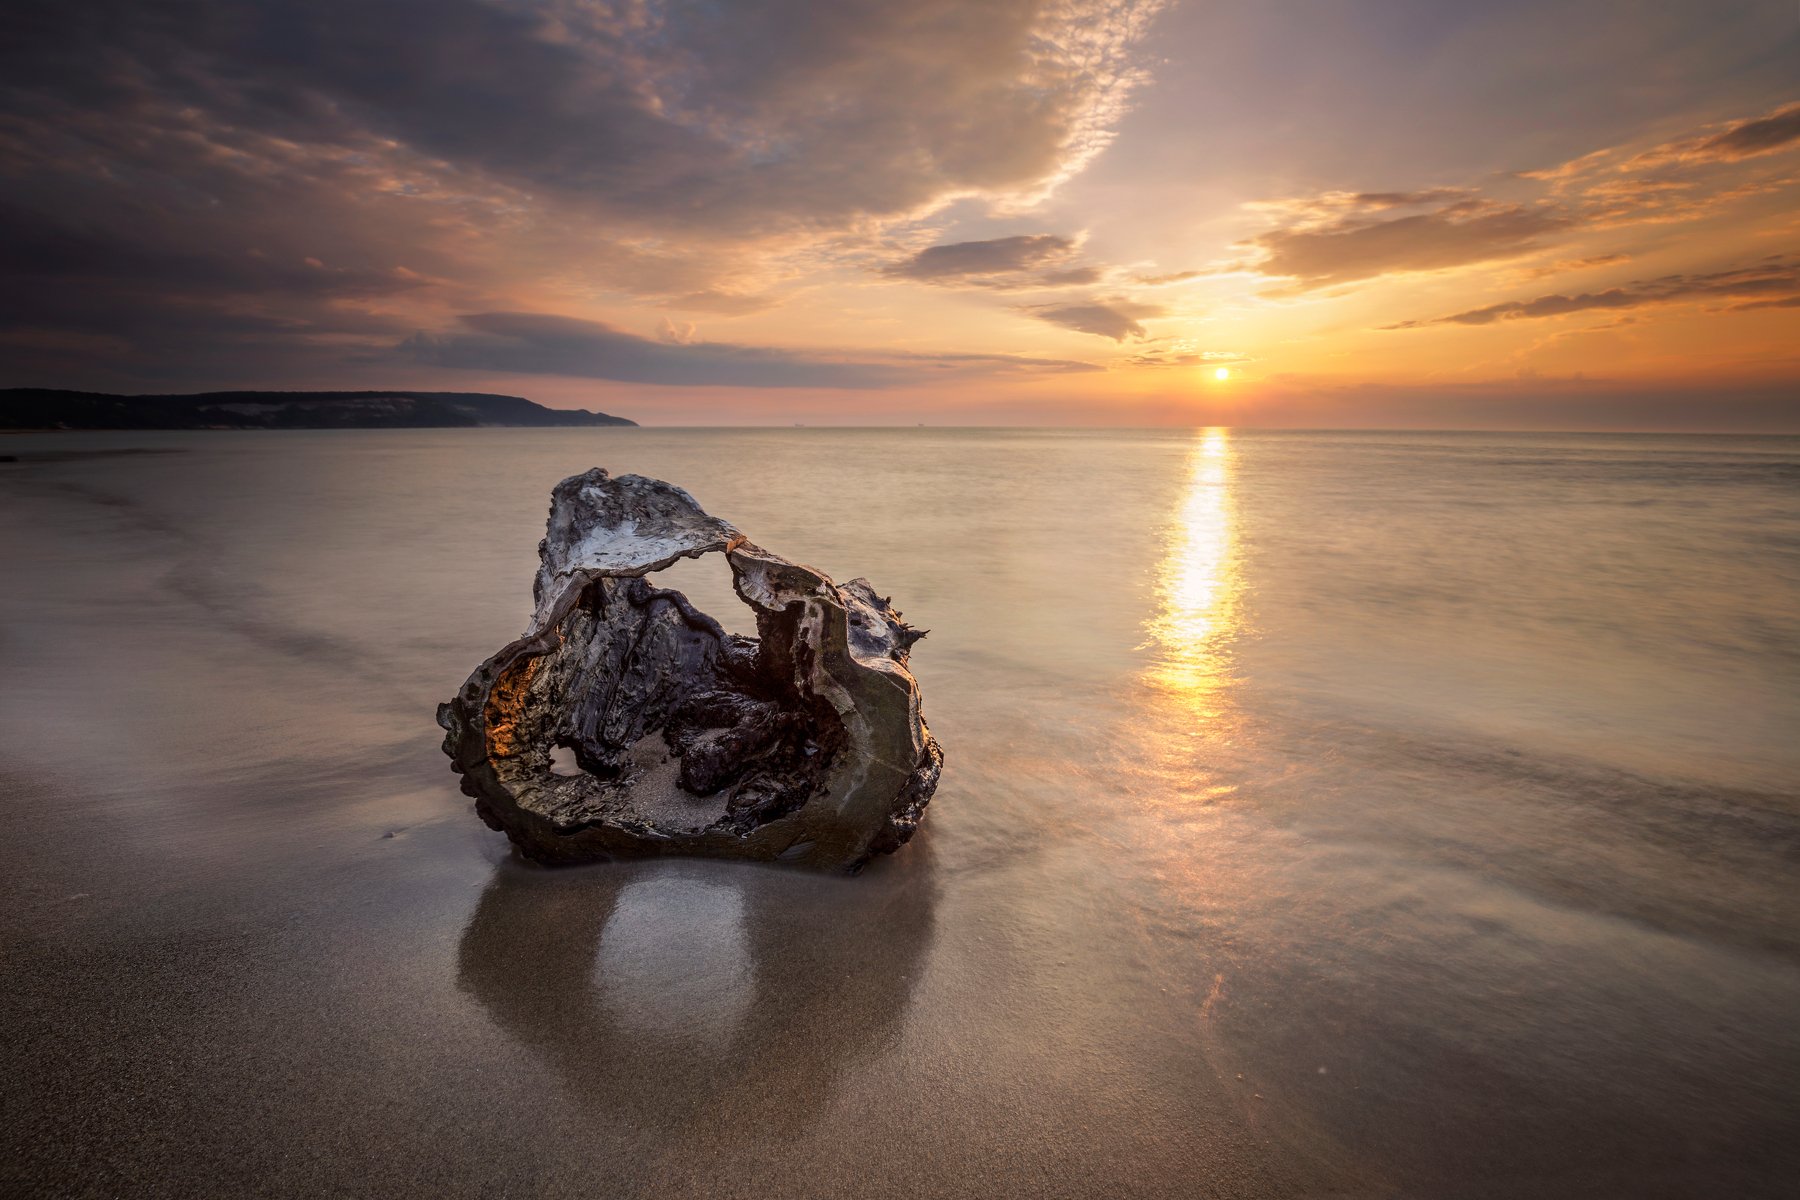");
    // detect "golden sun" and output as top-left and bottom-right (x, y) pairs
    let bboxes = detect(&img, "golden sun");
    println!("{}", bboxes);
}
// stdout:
(1214, 367), (1230, 381)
